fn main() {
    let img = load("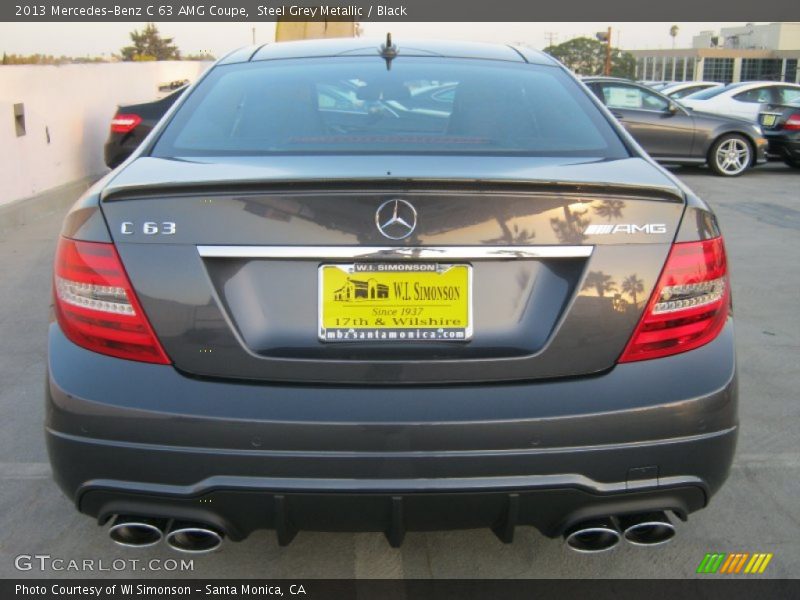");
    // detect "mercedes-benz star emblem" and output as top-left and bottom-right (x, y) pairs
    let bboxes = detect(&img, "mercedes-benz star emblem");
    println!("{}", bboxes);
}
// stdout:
(375, 199), (417, 240)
